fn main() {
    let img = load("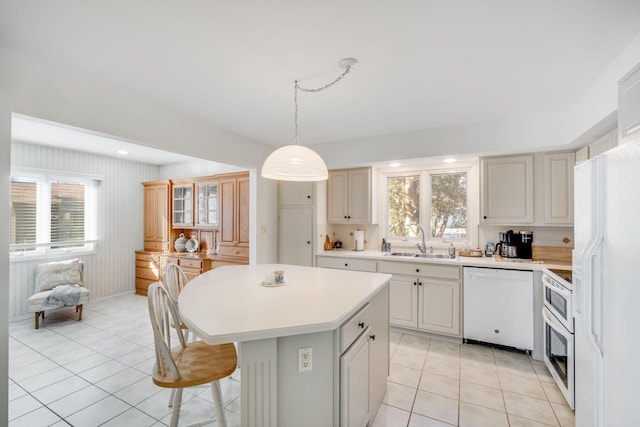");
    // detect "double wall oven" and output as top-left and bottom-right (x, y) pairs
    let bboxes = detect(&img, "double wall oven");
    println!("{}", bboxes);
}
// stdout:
(542, 268), (574, 409)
